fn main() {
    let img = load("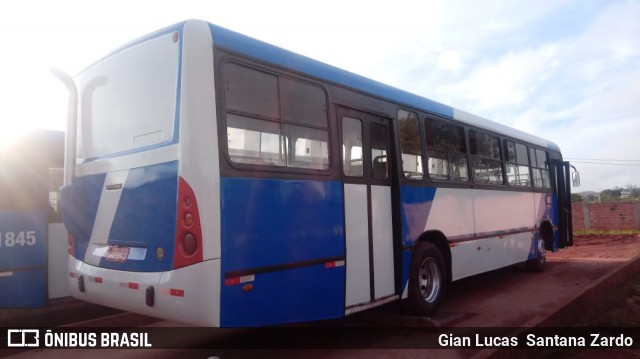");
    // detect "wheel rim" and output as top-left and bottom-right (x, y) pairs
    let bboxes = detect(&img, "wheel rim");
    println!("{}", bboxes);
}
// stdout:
(419, 257), (441, 303)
